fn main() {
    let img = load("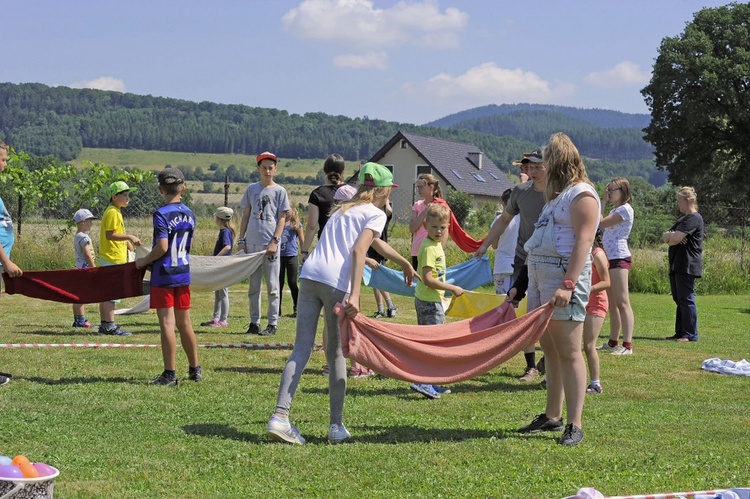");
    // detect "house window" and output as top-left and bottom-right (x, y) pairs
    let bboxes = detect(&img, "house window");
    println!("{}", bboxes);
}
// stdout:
(451, 169), (464, 179)
(488, 172), (501, 180)
(416, 165), (431, 177)
(472, 173), (487, 183)
(401, 140), (408, 149)
(383, 164), (394, 173)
